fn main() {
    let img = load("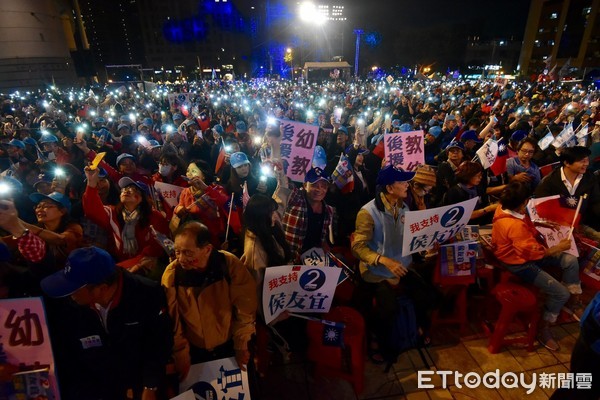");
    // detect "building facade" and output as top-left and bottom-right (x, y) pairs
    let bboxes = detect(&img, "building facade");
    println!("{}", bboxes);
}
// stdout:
(519, 0), (600, 78)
